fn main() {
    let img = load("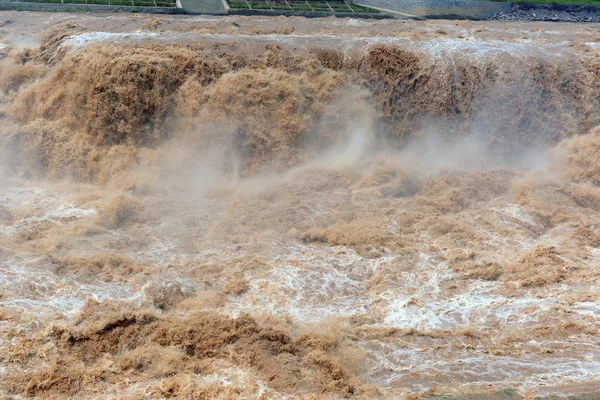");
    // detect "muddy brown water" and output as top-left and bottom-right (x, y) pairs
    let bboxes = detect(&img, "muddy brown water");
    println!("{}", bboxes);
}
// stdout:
(0, 12), (600, 399)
